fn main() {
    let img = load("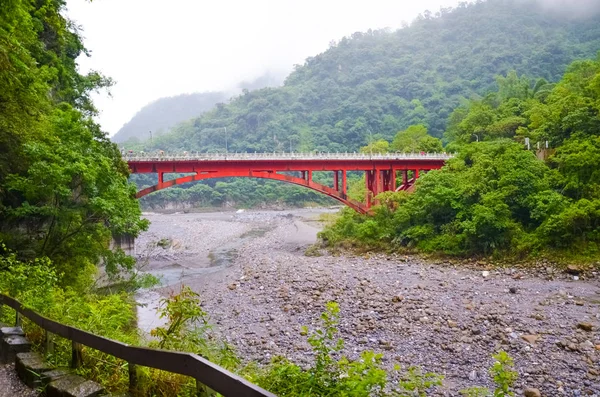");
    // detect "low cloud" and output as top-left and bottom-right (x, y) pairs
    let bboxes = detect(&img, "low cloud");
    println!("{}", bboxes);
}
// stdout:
(532, 0), (600, 17)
